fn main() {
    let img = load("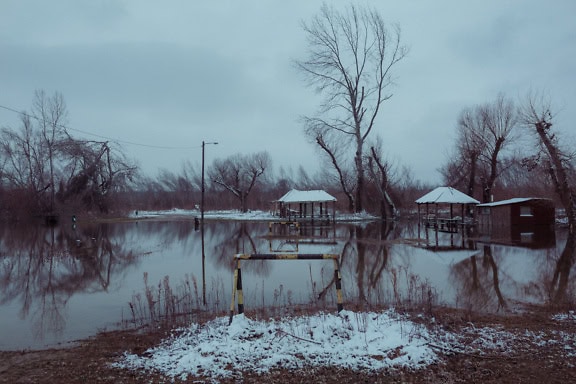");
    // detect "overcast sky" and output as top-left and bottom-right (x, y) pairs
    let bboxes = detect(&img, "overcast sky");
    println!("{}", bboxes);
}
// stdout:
(1, 0), (575, 185)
